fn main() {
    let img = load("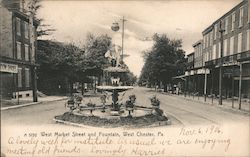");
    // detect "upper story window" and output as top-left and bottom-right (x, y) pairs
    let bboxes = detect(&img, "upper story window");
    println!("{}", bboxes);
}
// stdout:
(16, 18), (21, 36)
(16, 42), (22, 59)
(210, 32), (213, 46)
(246, 29), (249, 51)
(24, 44), (29, 61)
(218, 42), (221, 58)
(223, 39), (228, 57)
(231, 12), (235, 31)
(24, 22), (29, 39)
(203, 36), (206, 49)
(212, 44), (216, 59)
(229, 36), (234, 55)
(237, 32), (242, 53)
(225, 17), (228, 34)
(239, 6), (244, 27)
(206, 35), (209, 48)
(214, 24), (217, 40)
(248, 2), (250, 23)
